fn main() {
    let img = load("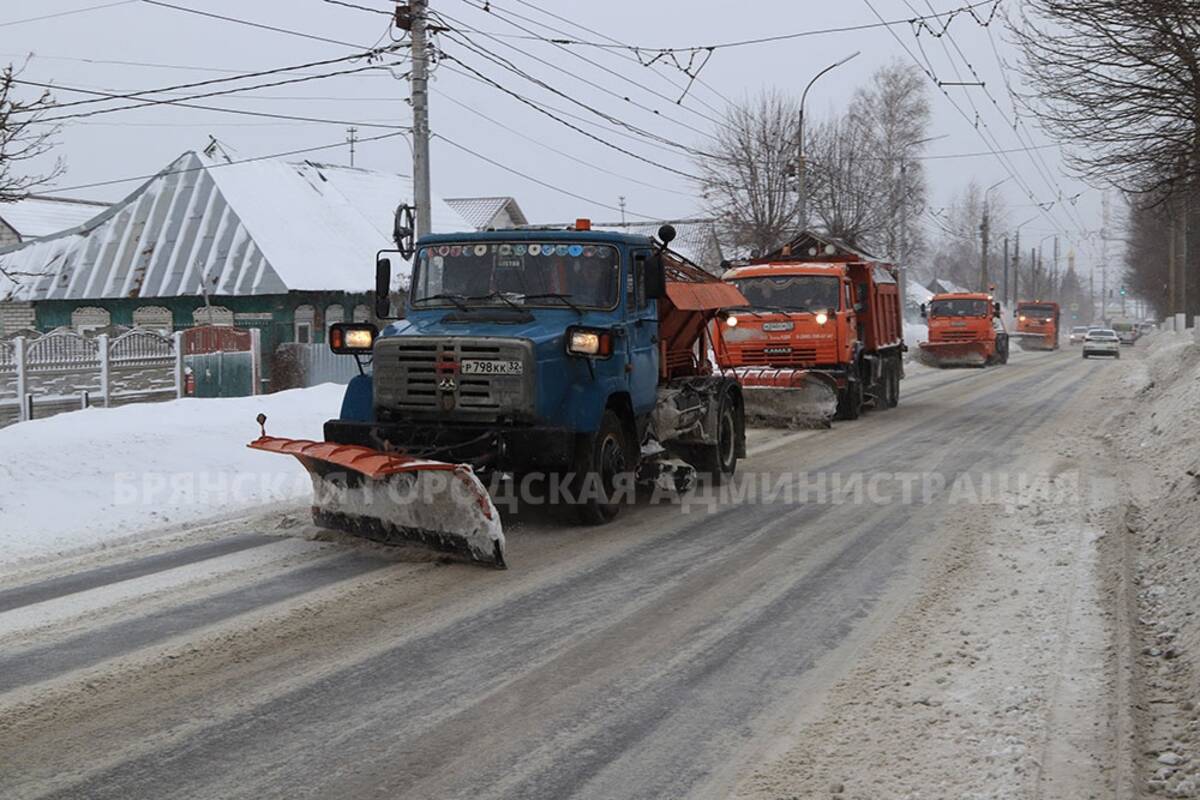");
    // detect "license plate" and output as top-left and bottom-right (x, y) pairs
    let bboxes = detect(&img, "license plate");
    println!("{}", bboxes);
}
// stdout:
(460, 359), (523, 376)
